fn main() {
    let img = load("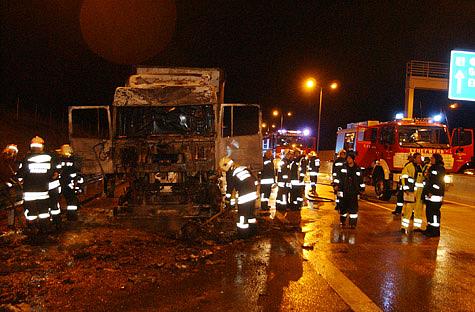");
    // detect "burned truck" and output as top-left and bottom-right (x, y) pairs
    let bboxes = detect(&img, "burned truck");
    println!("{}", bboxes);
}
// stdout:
(68, 67), (262, 216)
